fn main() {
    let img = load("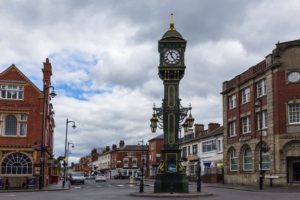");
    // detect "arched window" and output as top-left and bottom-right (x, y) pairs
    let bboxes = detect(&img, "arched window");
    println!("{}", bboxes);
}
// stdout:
(1, 152), (32, 174)
(260, 151), (270, 170)
(229, 149), (238, 171)
(243, 148), (252, 170)
(5, 114), (17, 135)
